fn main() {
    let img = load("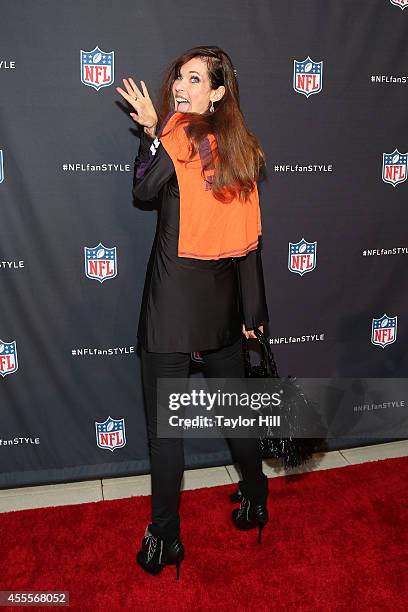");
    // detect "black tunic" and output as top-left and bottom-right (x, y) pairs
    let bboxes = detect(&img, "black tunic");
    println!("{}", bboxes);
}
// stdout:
(133, 127), (269, 354)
